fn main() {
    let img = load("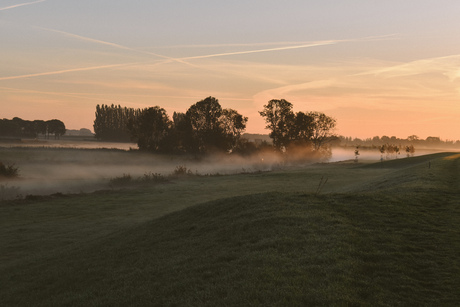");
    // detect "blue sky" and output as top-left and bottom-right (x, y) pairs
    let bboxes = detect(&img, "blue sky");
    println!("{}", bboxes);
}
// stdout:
(1, 0), (460, 139)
